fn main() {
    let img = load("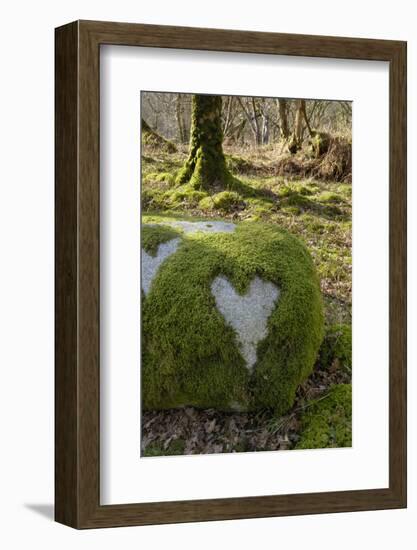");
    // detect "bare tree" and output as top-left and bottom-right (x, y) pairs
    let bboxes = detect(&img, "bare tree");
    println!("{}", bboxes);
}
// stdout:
(237, 97), (263, 145)
(277, 99), (290, 140)
(176, 94), (188, 143)
(141, 92), (352, 149)
(288, 99), (314, 153)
